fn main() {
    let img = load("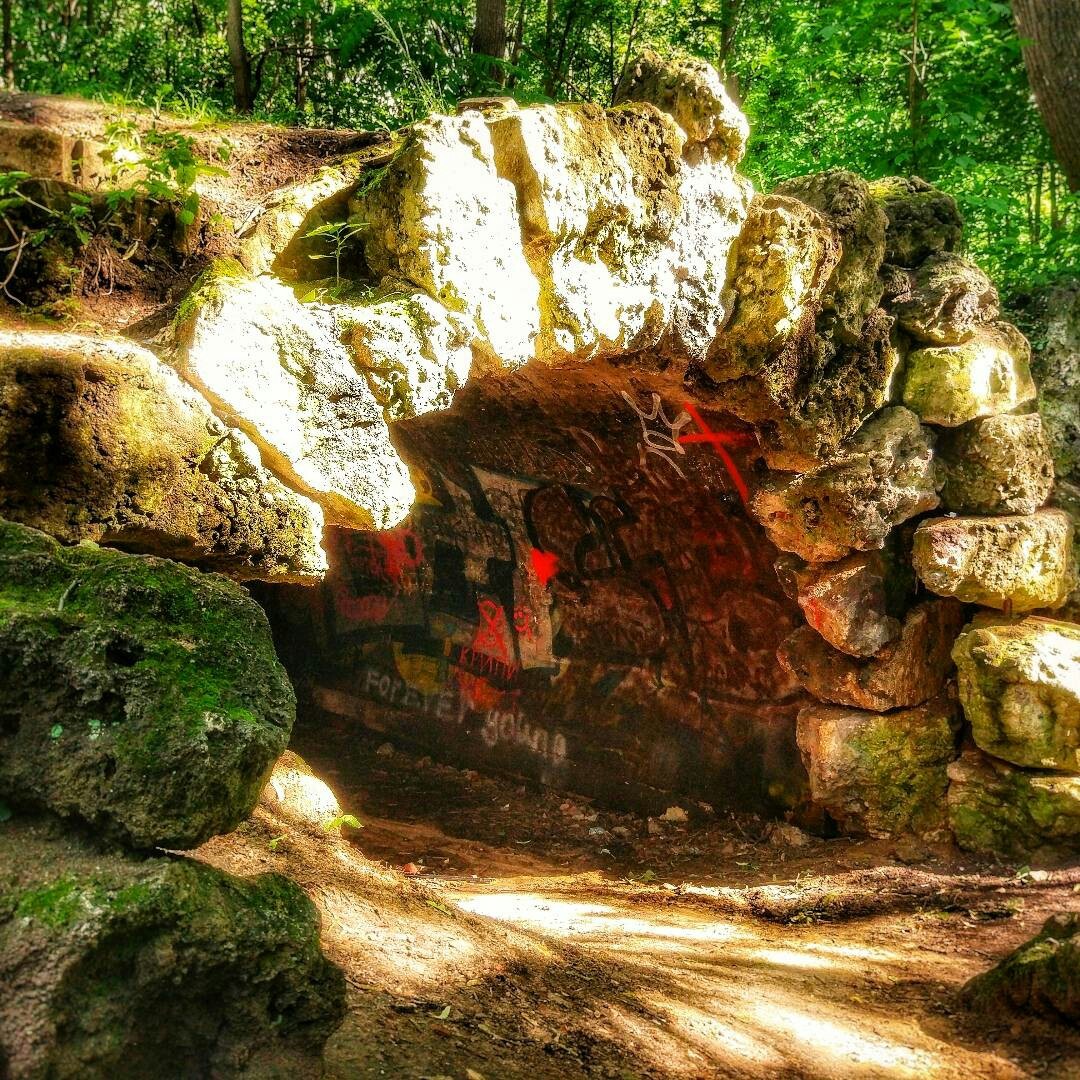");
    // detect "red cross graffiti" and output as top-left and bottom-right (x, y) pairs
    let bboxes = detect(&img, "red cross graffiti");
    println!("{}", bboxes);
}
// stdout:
(677, 403), (753, 505)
